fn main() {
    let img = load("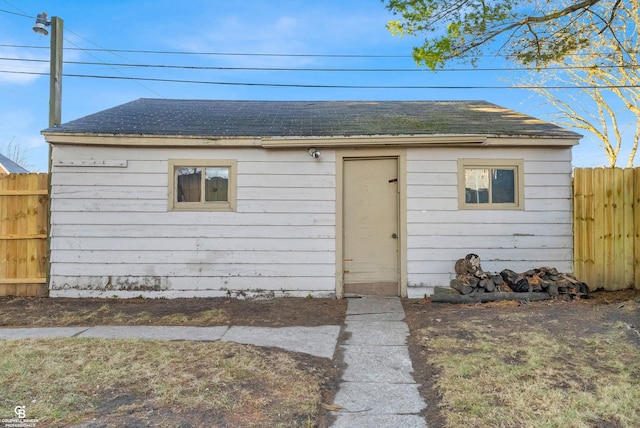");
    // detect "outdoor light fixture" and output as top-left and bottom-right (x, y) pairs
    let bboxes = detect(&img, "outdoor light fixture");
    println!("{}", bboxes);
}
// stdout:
(32, 12), (50, 35)
(308, 148), (321, 159)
